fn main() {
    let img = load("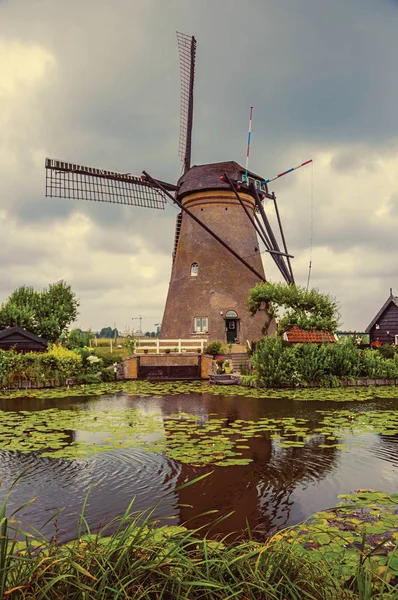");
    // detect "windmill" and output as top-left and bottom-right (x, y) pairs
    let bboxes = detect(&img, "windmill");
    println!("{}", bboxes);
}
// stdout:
(45, 32), (296, 345)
